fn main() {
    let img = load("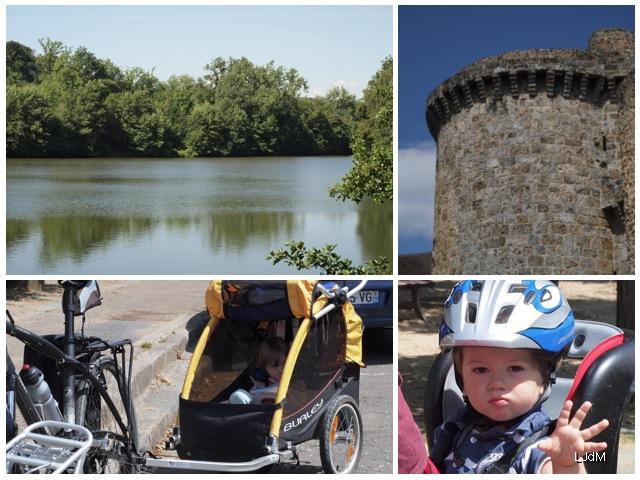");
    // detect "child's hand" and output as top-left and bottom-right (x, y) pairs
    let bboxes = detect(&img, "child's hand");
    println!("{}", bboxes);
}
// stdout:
(538, 400), (609, 469)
